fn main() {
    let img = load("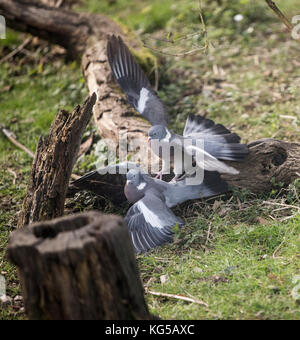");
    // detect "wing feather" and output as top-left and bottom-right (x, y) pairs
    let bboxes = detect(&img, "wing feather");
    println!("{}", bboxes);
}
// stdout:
(107, 35), (168, 126)
(124, 189), (183, 254)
